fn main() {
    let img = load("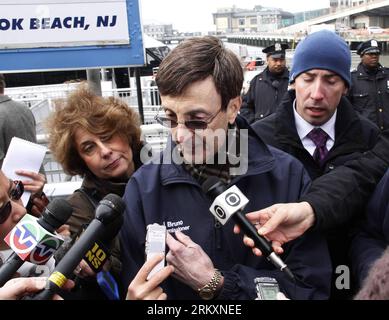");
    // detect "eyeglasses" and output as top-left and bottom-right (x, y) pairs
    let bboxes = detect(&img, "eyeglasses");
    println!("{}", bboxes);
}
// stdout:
(155, 108), (223, 130)
(0, 180), (24, 224)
